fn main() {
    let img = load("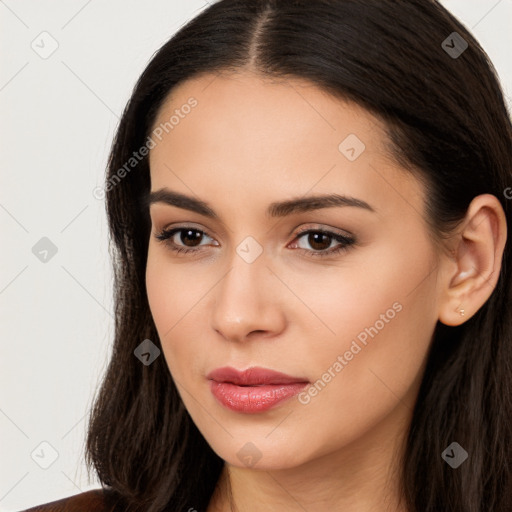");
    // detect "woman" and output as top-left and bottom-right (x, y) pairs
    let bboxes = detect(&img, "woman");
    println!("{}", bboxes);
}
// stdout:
(22, 0), (511, 511)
